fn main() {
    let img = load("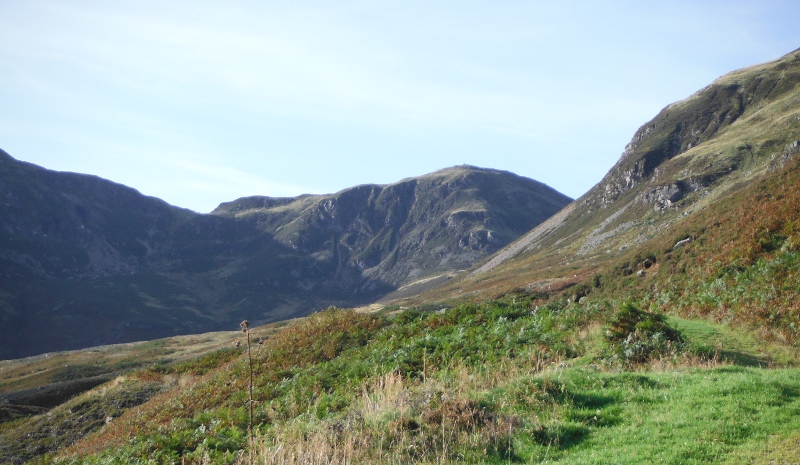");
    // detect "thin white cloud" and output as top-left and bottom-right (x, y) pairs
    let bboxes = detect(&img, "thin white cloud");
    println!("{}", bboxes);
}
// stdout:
(1, 1), (549, 130)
